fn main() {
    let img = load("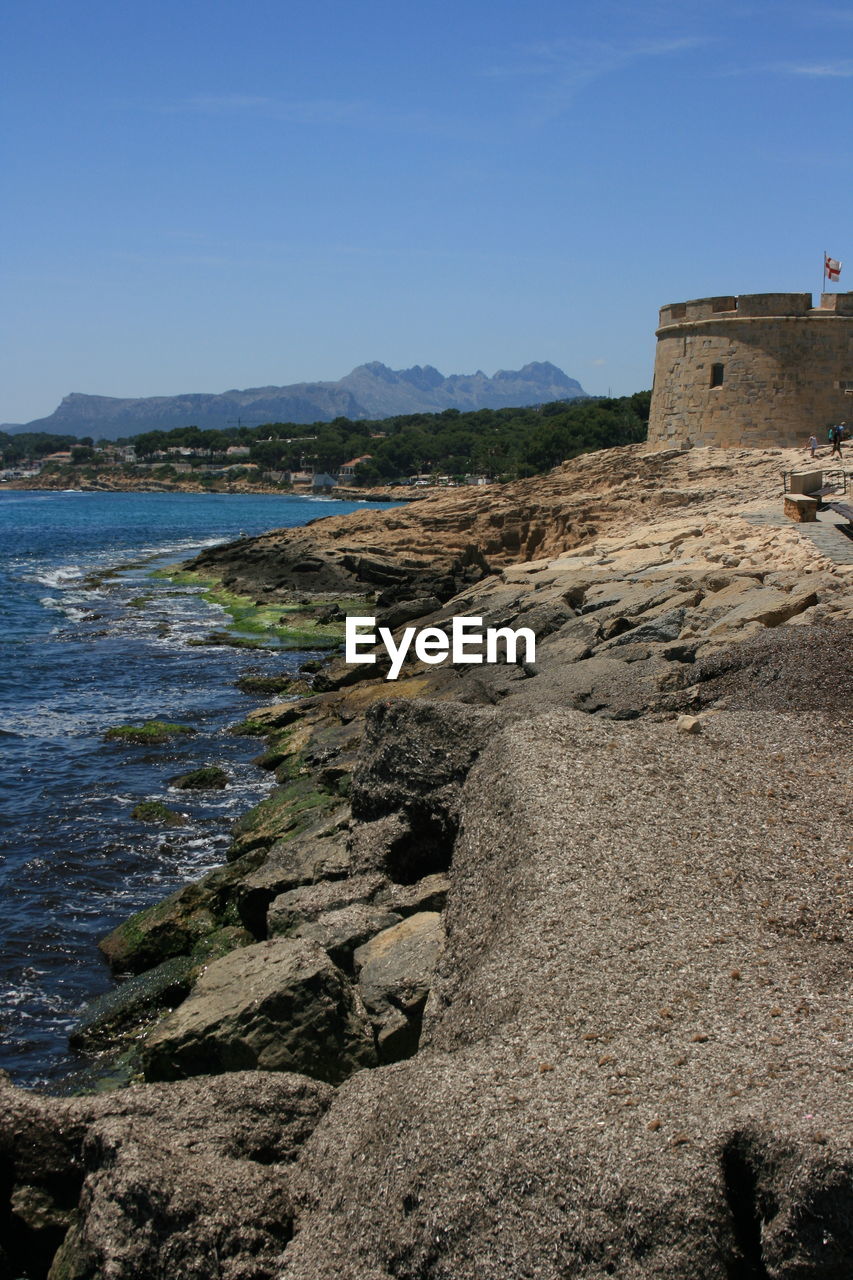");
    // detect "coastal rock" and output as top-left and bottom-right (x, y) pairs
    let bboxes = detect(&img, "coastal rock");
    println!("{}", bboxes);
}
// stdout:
(0, 1073), (89, 1280)
(20, 444), (853, 1278)
(227, 778), (347, 860)
(675, 619), (853, 717)
(602, 604), (686, 647)
(98, 847), (265, 974)
(267, 873), (387, 937)
(350, 700), (493, 879)
(0, 1070), (332, 1280)
(279, 707), (853, 1279)
(292, 904), (402, 971)
(140, 938), (377, 1084)
(236, 824), (355, 937)
(354, 912), (444, 1062)
(374, 871), (450, 916)
(377, 595), (442, 629)
(707, 583), (819, 636)
(103, 720), (196, 745)
(131, 799), (186, 825)
(69, 954), (195, 1051)
(170, 765), (229, 789)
